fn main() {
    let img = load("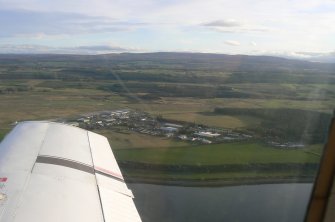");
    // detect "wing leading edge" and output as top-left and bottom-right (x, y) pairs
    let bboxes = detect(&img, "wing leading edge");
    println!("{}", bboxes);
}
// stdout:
(0, 121), (142, 222)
